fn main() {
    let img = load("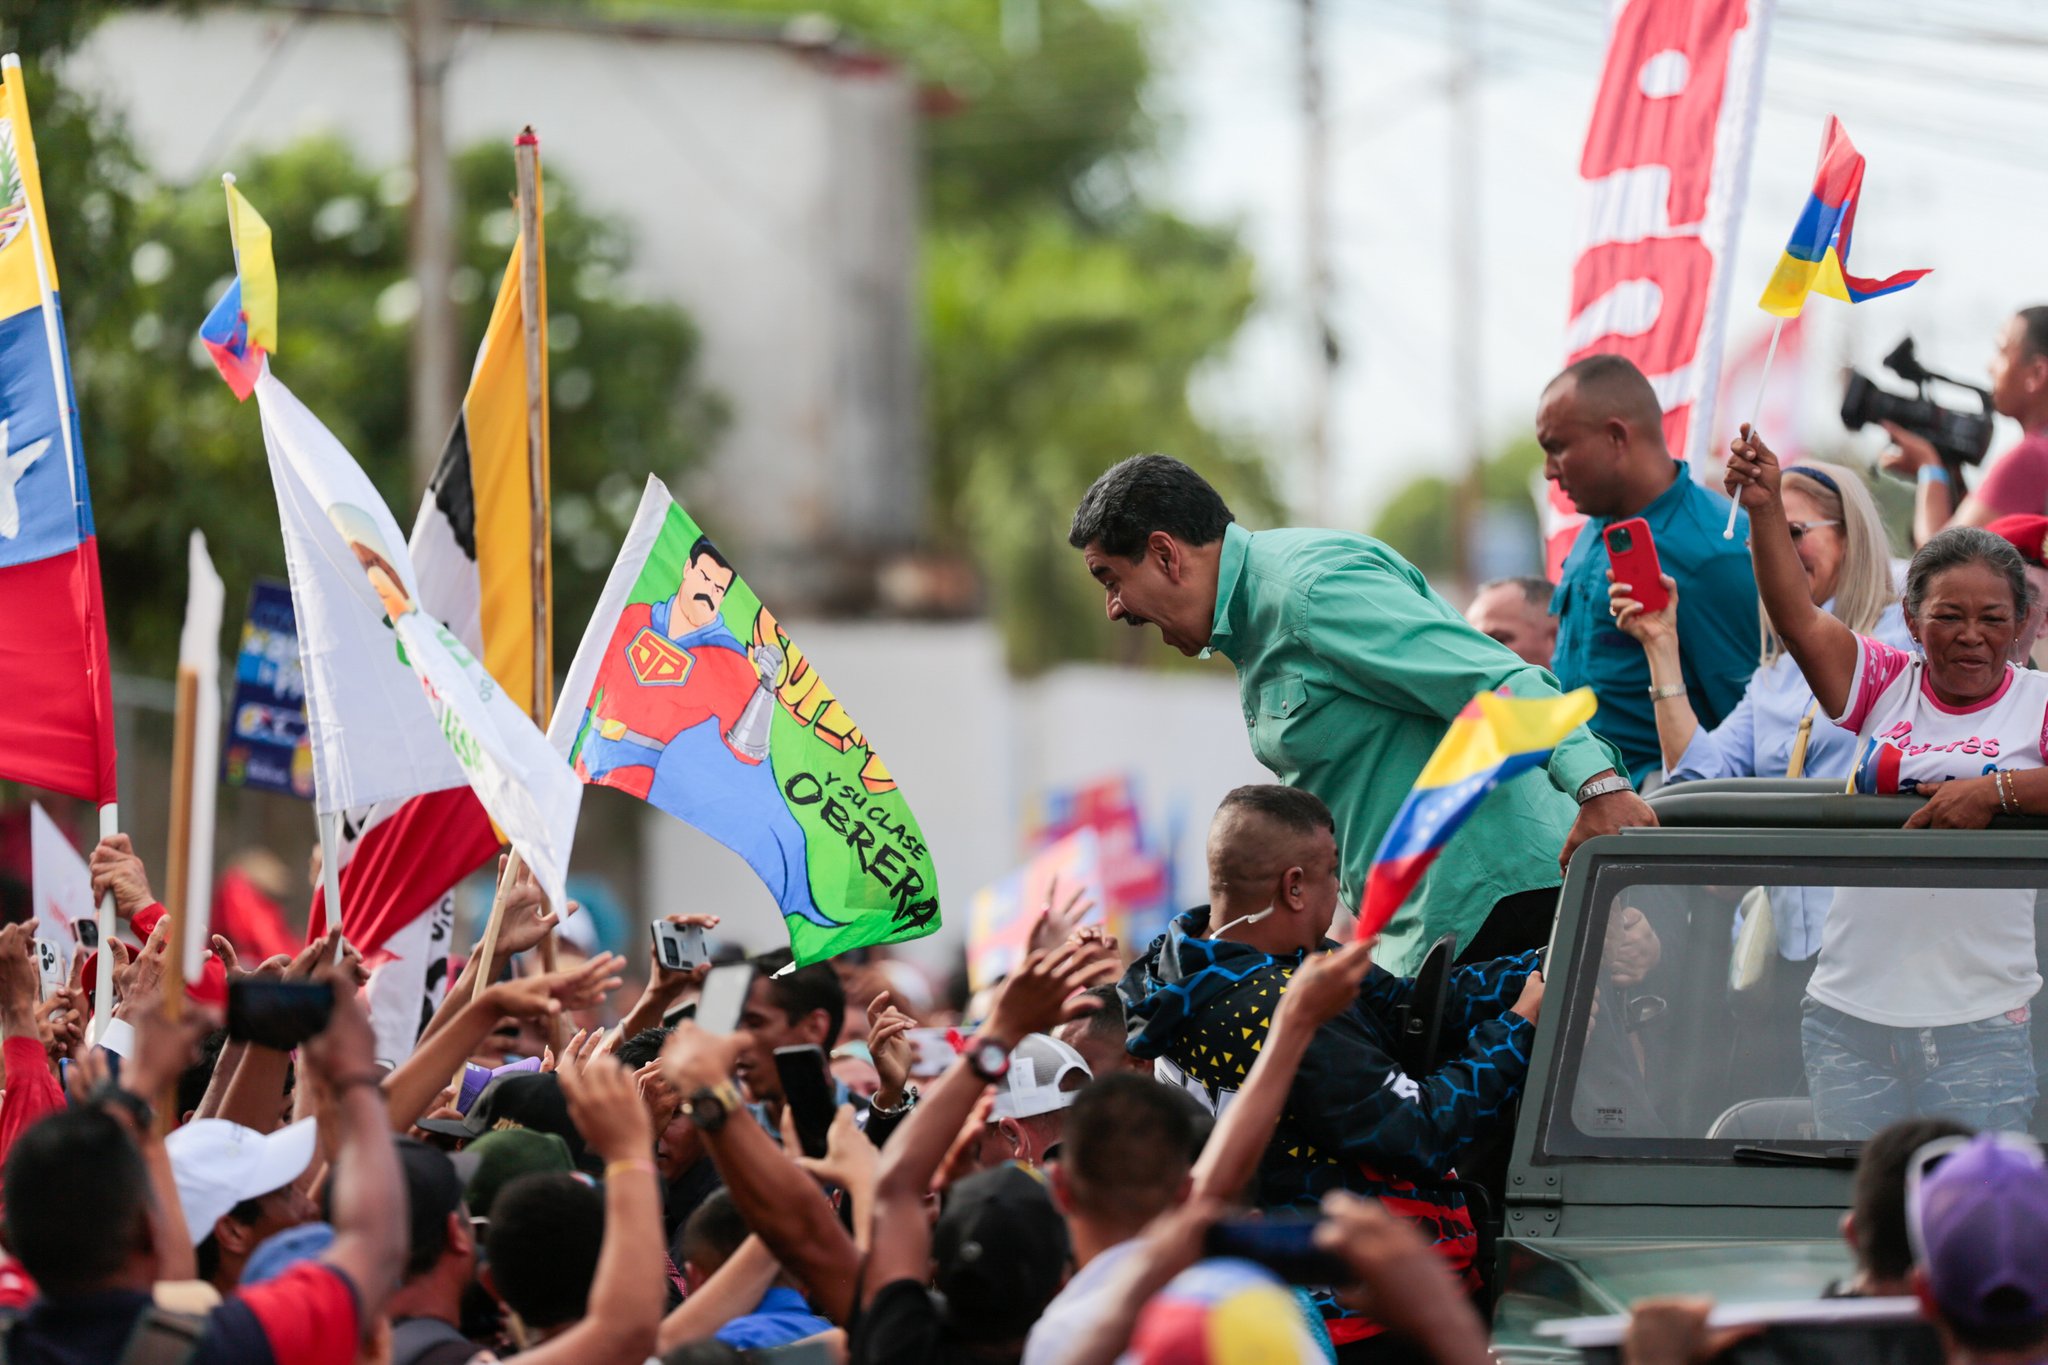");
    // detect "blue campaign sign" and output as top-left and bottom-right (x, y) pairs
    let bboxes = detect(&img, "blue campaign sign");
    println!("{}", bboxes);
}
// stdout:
(222, 580), (313, 798)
